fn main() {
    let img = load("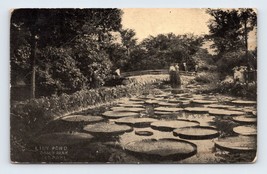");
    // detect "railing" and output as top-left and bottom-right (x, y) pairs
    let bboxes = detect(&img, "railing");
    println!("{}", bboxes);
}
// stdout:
(121, 69), (194, 77)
